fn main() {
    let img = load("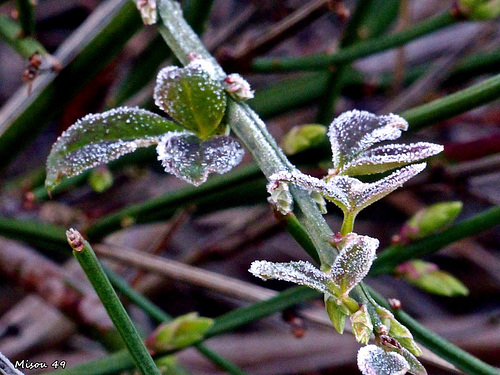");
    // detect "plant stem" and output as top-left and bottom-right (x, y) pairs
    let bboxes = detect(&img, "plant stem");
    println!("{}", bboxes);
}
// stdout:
(15, 0), (35, 36)
(402, 73), (500, 131)
(251, 11), (457, 72)
(0, 14), (46, 57)
(66, 229), (160, 375)
(104, 266), (249, 375)
(370, 205), (500, 275)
